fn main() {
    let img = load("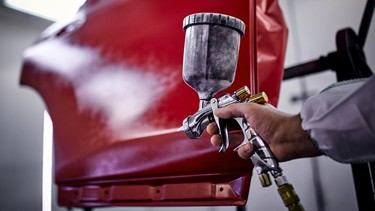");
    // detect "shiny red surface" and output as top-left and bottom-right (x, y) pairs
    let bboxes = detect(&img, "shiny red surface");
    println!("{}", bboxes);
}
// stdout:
(20, 0), (287, 207)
